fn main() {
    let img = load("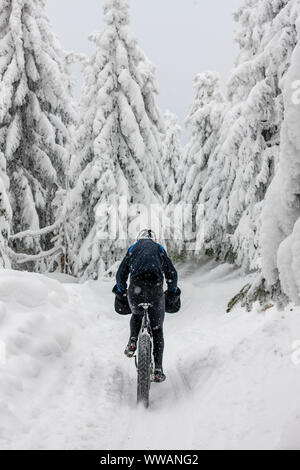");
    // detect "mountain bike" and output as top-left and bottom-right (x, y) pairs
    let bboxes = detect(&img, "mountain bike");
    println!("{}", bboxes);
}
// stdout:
(135, 303), (154, 408)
